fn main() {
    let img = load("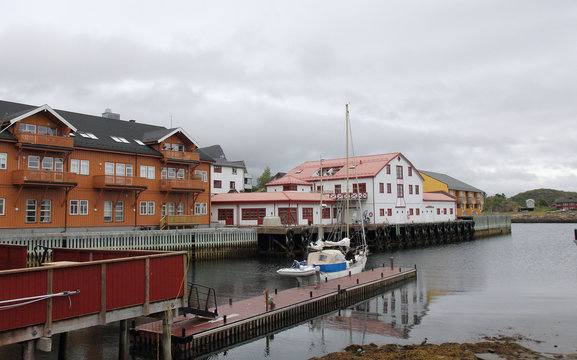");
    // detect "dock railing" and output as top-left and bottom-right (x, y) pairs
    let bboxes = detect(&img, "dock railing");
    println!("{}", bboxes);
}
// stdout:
(0, 228), (258, 265)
